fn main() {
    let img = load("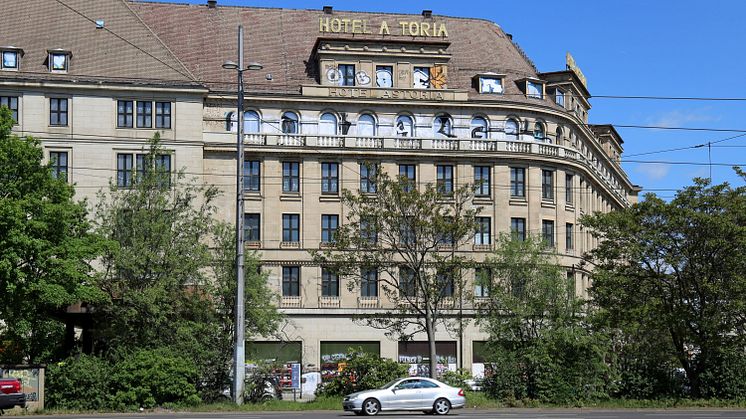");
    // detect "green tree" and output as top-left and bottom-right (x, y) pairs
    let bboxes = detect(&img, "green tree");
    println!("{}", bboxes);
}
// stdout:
(582, 176), (746, 398)
(93, 135), (280, 399)
(477, 234), (613, 403)
(0, 106), (103, 363)
(312, 169), (479, 378)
